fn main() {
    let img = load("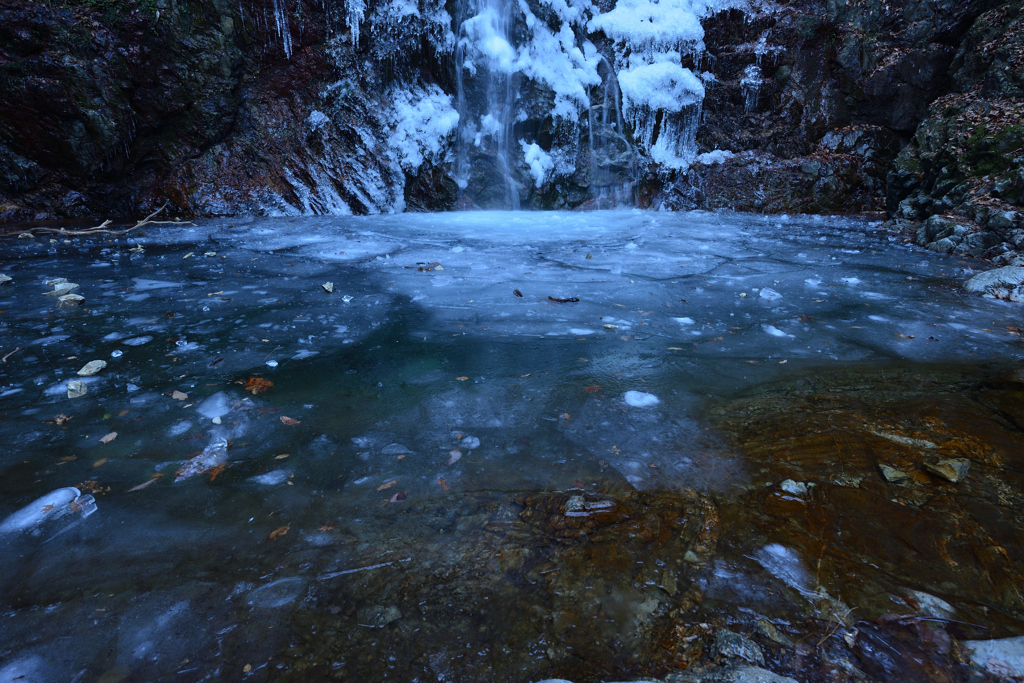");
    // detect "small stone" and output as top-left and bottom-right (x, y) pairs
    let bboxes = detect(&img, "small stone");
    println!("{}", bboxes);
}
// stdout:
(779, 479), (808, 495)
(714, 629), (765, 666)
(434, 265), (444, 271)
(204, 251), (217, 257)
(342, 295), (353, 303)
(683, 550), (701, 564)
(357, 605), (402, 628)
(322, 282), (334, 293)
(77, 360), (107, 376)
(57, 294), (85, 308)
(879, 464), (911, 483)
(461, 435), (481, 449)
(924, 458), (970, 483)
(756, 618), (792, 646)
(17, 232), (34, 239)
(212, 417), (222, 425)
(0, 274), (11, 285)
(565, 495), (585, 513)
(67, 380), (88, 398)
